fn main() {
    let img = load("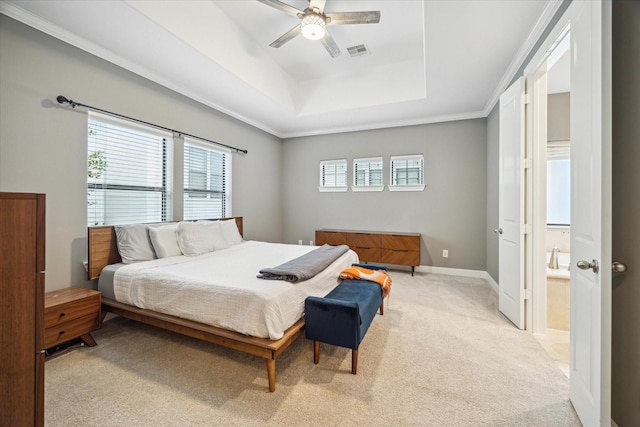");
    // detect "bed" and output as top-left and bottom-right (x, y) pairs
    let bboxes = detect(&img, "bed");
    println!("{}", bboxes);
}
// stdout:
(88, 217), (358, 392)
